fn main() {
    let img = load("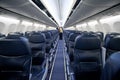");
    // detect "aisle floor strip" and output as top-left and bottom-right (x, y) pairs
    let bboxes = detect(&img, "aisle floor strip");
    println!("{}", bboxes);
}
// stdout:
(49, 40), (65, 80)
